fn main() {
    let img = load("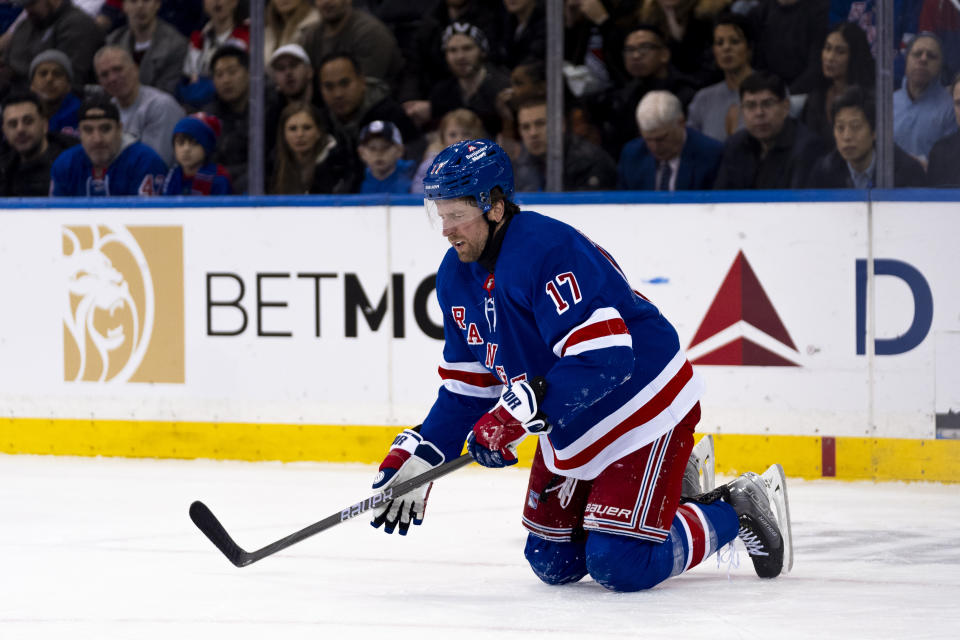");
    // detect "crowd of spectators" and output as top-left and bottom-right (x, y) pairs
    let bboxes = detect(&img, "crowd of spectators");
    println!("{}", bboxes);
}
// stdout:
(0, 0), (958, 198)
